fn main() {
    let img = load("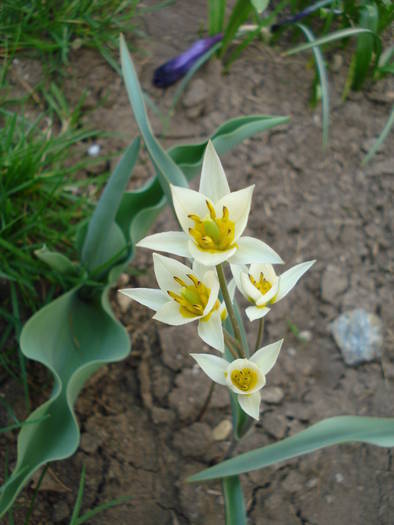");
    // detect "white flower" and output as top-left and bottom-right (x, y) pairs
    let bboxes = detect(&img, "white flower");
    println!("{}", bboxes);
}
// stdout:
(137, 141), (283, 267)
(191, 339), (283, 419)
(119, 253), (226, 352)
(231, 260), (316, 321)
